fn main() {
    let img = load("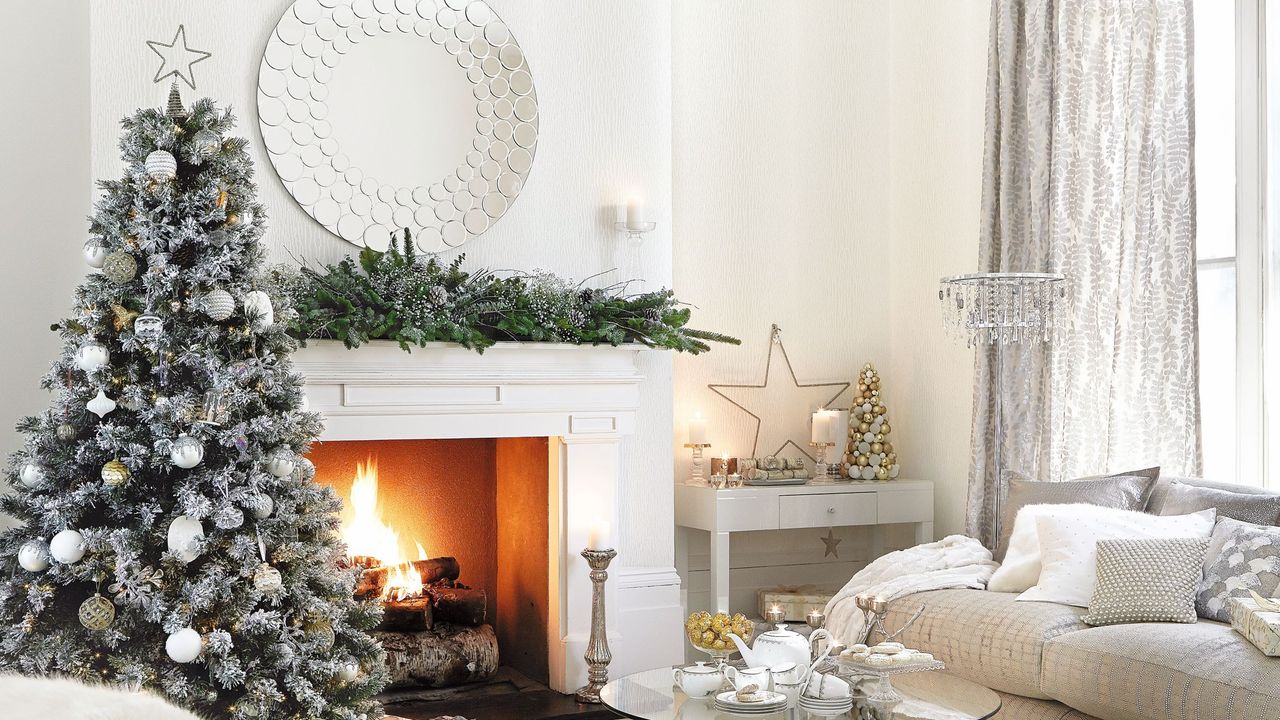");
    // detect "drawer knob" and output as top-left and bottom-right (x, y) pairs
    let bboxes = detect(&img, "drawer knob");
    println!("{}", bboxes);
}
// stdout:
(827, 507), (836, 514)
